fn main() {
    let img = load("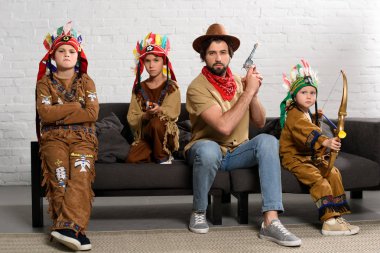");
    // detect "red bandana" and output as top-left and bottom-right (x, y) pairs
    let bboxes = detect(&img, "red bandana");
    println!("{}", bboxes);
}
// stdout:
(202, 66), (236, 101)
